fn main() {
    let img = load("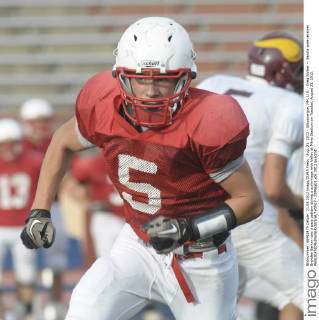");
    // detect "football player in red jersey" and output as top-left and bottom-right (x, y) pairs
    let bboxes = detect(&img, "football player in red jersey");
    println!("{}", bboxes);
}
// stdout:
(20, 98), (55, 154)
(20, 98), (68, 318)
(20, 17), (263, 320)
(70, 152), (124, 265)
(0, 119), (42, 319)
